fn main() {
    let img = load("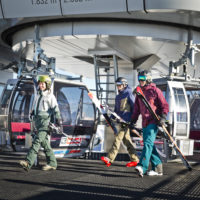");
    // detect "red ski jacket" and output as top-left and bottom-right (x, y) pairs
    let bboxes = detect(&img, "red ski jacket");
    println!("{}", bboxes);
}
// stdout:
(132, 83), (169, 128)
